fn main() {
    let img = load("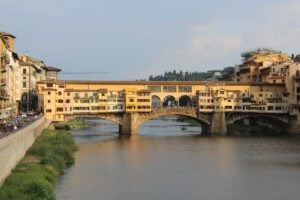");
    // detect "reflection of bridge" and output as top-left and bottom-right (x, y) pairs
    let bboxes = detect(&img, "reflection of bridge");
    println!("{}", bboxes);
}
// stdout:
(65, 107), (292, 135)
